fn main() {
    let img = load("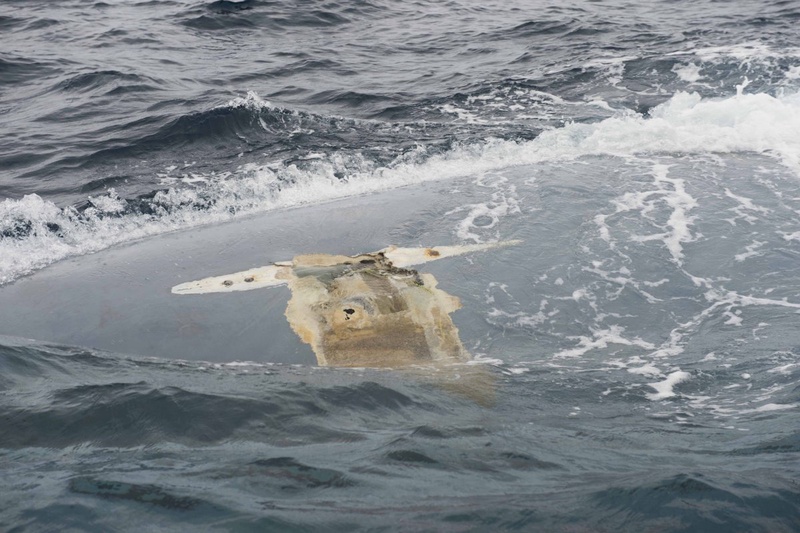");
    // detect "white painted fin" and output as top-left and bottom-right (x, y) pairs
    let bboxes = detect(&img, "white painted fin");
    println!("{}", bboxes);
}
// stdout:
(380, 240), (522, 268)
(171, 264), (290, 295)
